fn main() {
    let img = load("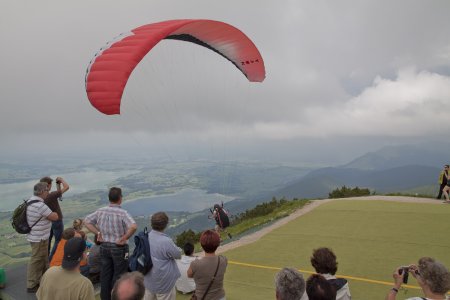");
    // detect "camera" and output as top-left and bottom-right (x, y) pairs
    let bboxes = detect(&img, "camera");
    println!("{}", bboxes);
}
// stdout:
(399, 266), (409, 284)
(56, 180), (61, 184)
